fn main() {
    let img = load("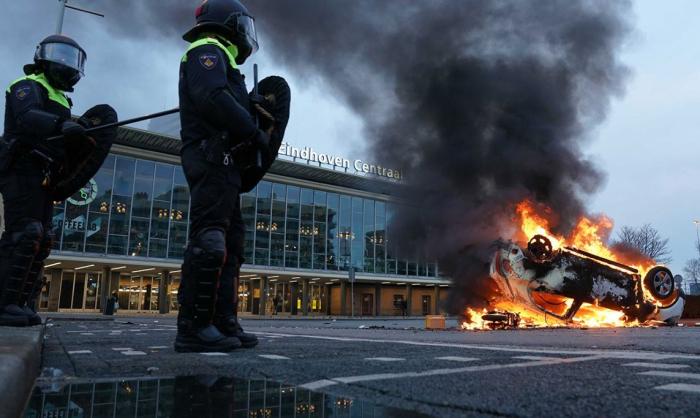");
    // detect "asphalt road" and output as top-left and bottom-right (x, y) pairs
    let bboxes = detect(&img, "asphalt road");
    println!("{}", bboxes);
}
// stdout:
(30, 316), (700, 417)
